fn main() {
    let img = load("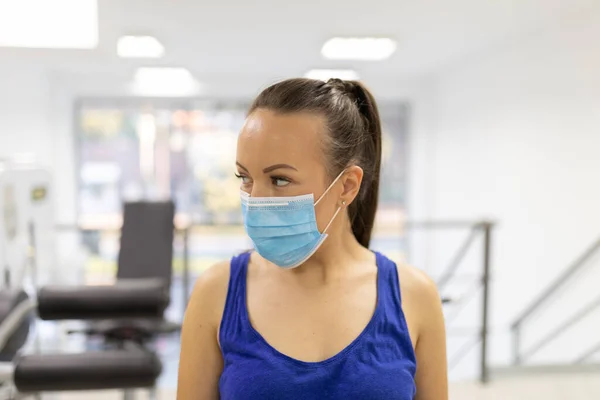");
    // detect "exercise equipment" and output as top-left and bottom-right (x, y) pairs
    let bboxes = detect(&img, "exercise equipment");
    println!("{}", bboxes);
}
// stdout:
(80, 201), (180, 360)
(37, 277), (169, 321)
(0, 165), (181, 398)
(0, 162), (54, 289)
(0, 279), (167, 399)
